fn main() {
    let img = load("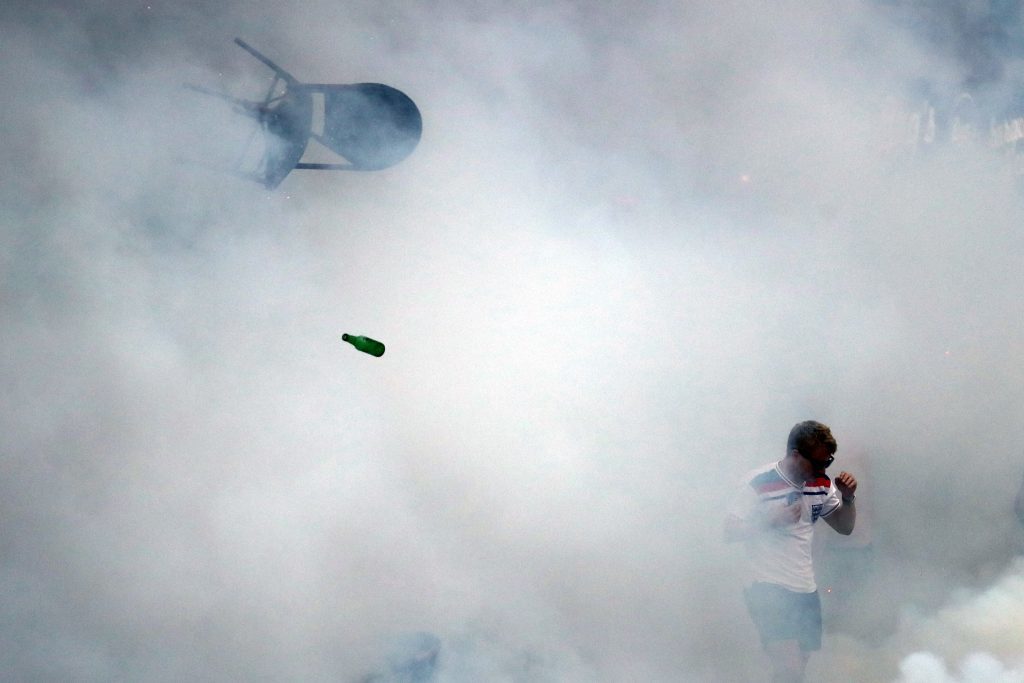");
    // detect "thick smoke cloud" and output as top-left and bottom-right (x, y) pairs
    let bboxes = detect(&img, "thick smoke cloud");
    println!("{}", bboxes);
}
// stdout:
(3, 1), (1024, 681)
